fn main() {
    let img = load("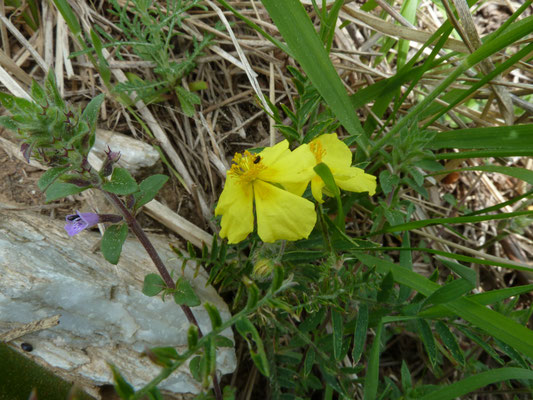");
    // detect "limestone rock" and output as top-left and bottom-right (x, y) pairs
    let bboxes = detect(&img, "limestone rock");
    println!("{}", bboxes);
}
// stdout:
(0, 209), (236, 398)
